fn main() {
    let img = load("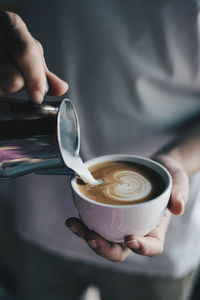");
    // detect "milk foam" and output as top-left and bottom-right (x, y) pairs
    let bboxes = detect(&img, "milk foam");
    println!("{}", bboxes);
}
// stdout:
(104, 170), (152, 201)
(77, 161), (162, 205)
